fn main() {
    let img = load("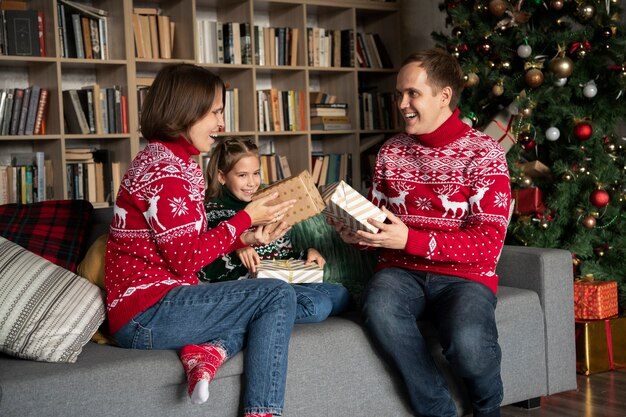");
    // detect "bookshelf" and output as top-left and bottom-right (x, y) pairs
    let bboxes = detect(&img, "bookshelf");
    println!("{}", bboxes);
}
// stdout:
(0, 0), (401, 204)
